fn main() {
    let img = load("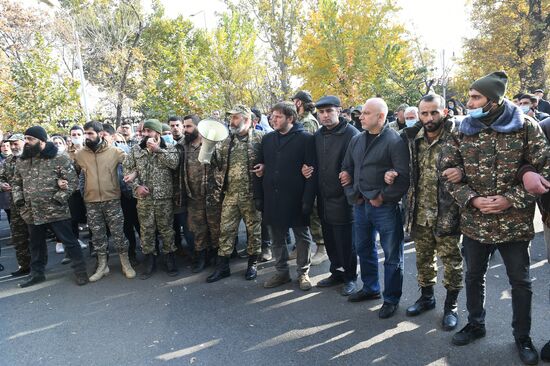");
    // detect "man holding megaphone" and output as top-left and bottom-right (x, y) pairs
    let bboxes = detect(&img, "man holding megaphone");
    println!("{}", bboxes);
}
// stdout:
(207, 105), (265, 283)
